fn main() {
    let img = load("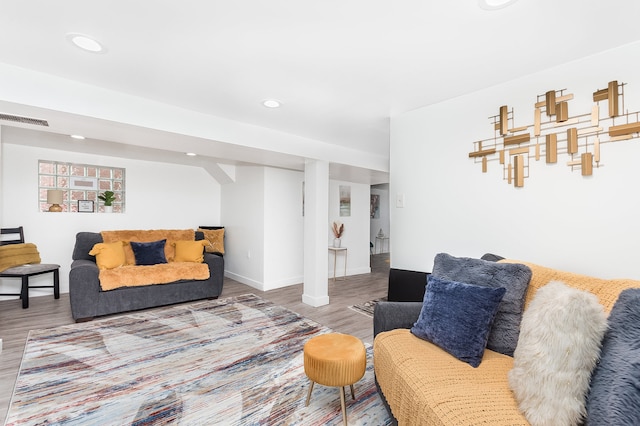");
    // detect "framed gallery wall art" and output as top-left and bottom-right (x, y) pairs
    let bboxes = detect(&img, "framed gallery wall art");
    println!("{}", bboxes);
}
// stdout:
(339, 185), (351, 217)
(371, 194), (380, 218)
